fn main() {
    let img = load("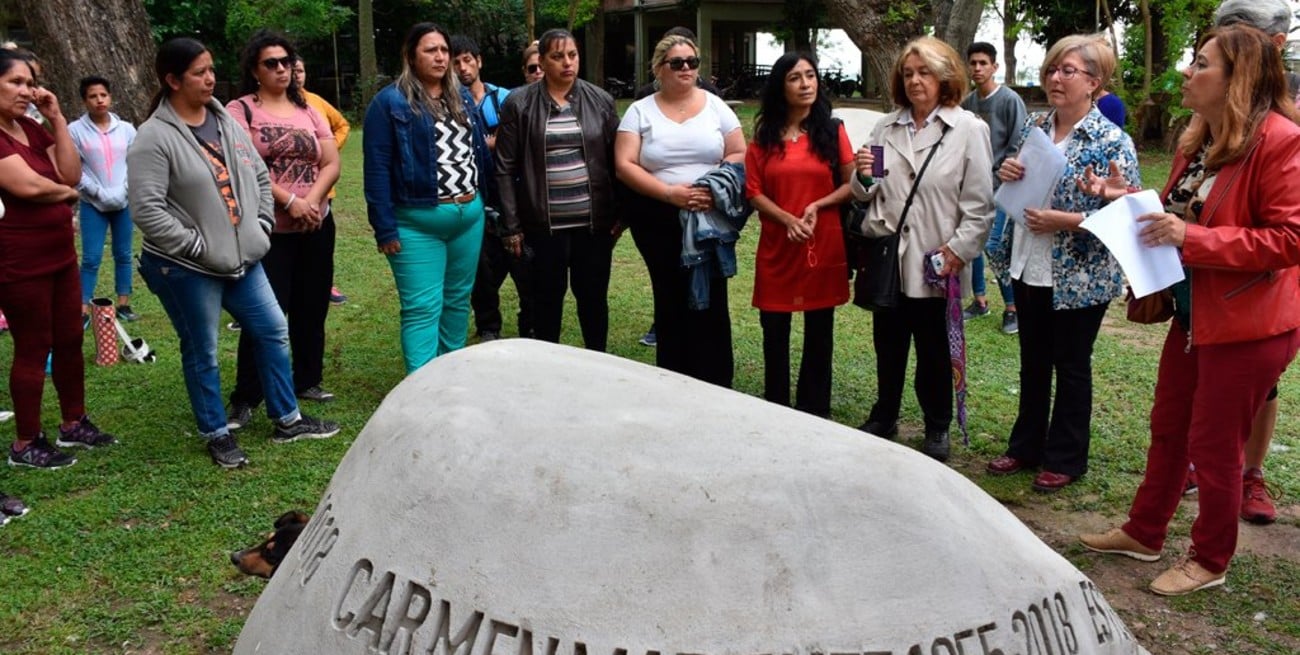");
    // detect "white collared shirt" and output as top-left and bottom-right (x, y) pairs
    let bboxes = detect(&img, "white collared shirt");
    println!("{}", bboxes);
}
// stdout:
(895, 105), (943, 137)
